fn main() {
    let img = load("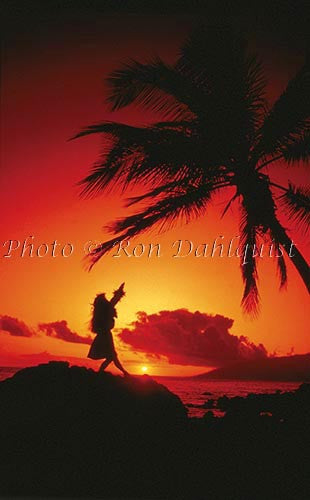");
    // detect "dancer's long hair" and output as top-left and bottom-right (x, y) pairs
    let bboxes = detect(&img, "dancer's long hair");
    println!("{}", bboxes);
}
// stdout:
(90, 293), (115, 333)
